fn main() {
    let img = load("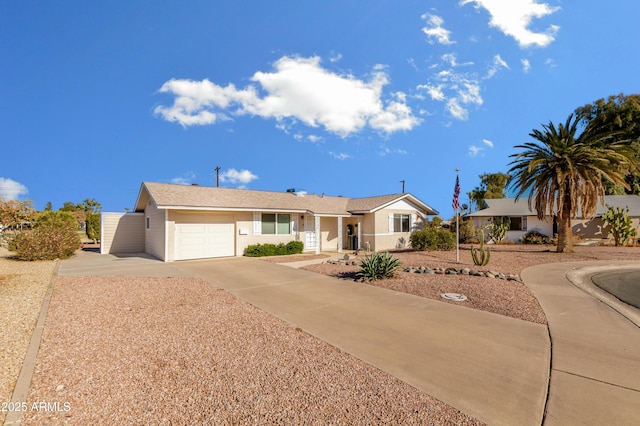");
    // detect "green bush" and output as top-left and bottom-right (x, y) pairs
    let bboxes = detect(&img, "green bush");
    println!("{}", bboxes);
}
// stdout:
(519, 230), (554, 244)
(8, 224), (81, 260)
(86, 213), (100, 242)
(357, 252), (402, 281)
(244, 241), (304, 257)
(410, 228), (456, 251)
